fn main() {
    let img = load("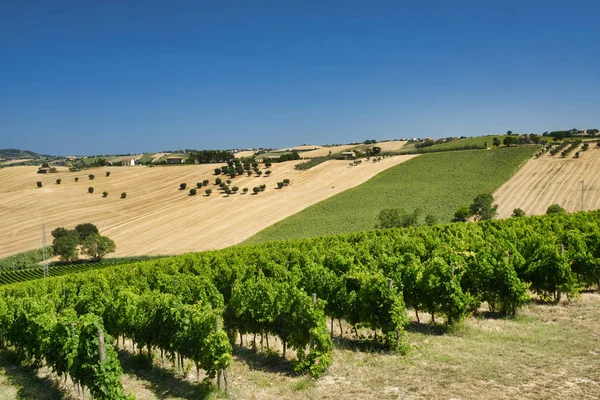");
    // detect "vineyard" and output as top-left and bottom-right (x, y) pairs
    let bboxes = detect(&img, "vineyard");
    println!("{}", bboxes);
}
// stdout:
(2, 210), (600, 398)
(0, 256), (162, 286)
